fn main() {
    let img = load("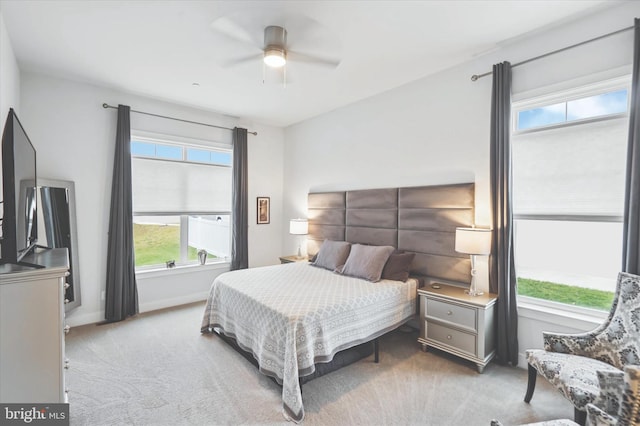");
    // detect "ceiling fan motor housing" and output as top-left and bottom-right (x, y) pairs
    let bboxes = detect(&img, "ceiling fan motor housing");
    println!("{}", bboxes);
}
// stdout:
(263, 25), (287, 67)
(264, 25), (287, 52)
